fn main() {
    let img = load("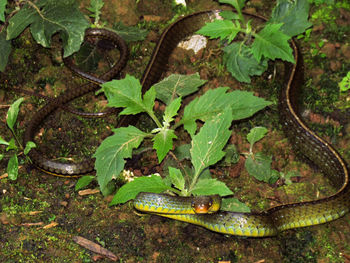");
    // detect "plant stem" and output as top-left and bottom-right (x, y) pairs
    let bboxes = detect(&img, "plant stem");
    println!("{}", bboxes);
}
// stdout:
(147, 110), (162, 128)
